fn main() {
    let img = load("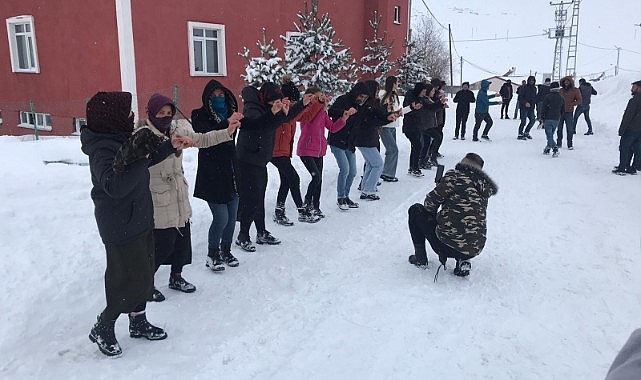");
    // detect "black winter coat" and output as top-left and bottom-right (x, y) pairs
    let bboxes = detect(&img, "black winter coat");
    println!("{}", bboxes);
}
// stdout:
(453, 89), (476, 113)
(541, 90), (565, 121)
(351, 99), (391, 148)
(619, 93), (641, 136)
(328, 83), (375, 151)
(518, 84), (537, 108)
(579, 83), (597, 105)
(236, 86), (304, 167)
(192, 80), (239, 204)
(402, 89), (442, 135)
(536, 84), (551, 103)
(80, 128), (175, 245)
